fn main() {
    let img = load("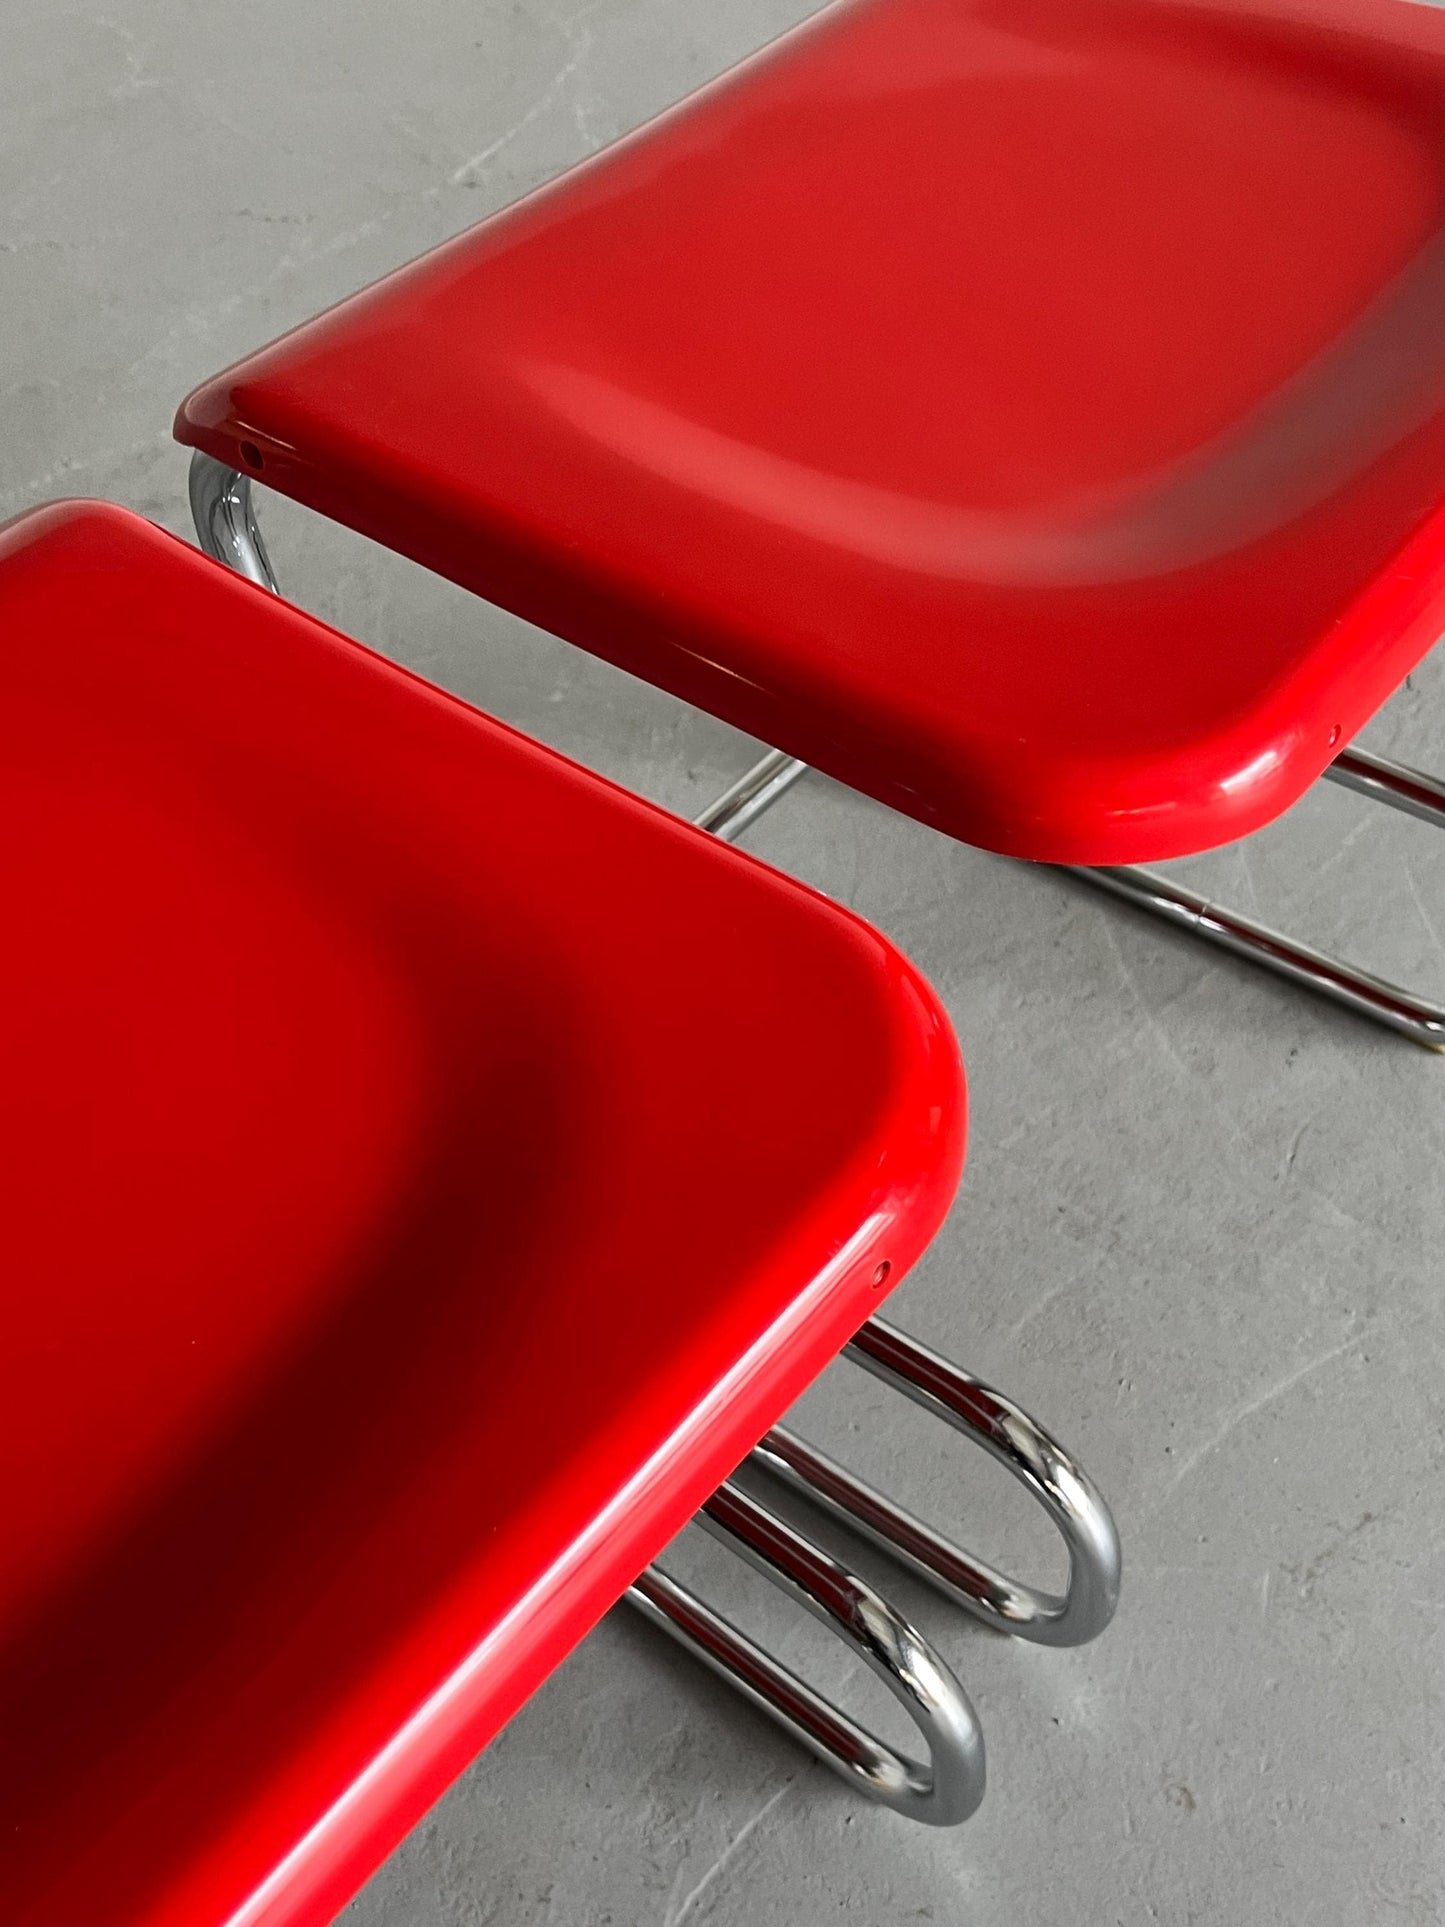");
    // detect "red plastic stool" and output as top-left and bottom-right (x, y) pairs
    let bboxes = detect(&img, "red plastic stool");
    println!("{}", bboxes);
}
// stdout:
(177, 0), (1445, 1045)
(0, 503), (1117, 1927)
